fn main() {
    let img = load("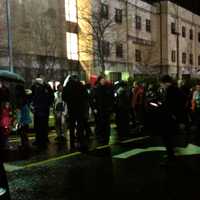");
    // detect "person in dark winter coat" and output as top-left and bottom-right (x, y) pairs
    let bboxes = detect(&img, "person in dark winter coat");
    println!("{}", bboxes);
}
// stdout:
(91, 76), (114, 145)
(115, 81), (131, 140)
(62, 76), (90, 150)
(31, 78), (54, 148)
(157, 75), (186, 161)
